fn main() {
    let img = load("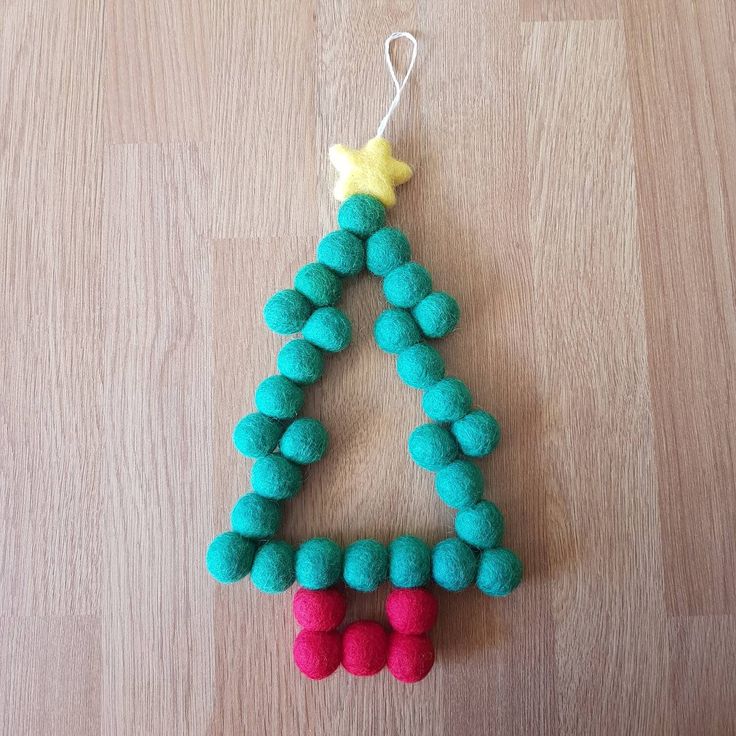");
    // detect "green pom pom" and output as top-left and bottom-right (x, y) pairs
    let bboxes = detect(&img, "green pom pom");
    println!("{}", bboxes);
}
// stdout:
(422, 377), (472, 423)
(230, 493), (281, 539)
(302, 306), (352, 352)
(435, 460), (483, 509)
(295, 263), (342, 307)
(374, 308), (421, 354)
(366, 227), (411, 276)
(254, 375), (304, 419)
(396, 343), (445, 389)
(338, 194), (386, 238)
(206, 532), (255, 583)
(277, 339), (324, 385)
(412, 291), (460, 338)
(343, 539), (388, 592)
(295, 537), (342, 589)
(383, 263), (432, 308)
(432, 538), (477, 591)
(317, 230), (365, 276)
(250, 454), (303, 500)
(455, 500), (504, 549)
(280, 417), (328, 464)
(251, 540), (295, 593)
(388, 535), (431, 588)
(263, 289), (312, 335)
(476, 548), (522, 597)
(408, 423), (459, 471)
(233, 413), (282, 458)
(451, 409), (501, 457)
